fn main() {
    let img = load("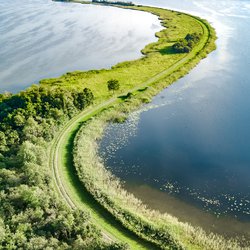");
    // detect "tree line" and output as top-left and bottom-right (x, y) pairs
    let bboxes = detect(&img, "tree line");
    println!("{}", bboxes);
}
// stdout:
(0, 84), (127, 249)
(92, 0), (135, 6)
